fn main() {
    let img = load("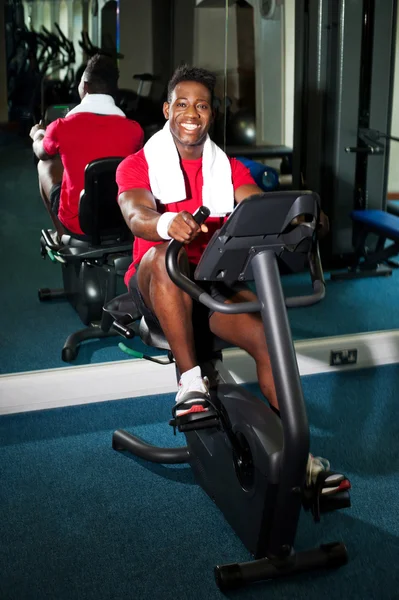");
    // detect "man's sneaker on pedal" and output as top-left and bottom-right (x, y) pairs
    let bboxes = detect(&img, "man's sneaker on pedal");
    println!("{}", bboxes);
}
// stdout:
(306, 454), (350, 497)
(307, 454), (331, 487)
(174, 367), (211, 418)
